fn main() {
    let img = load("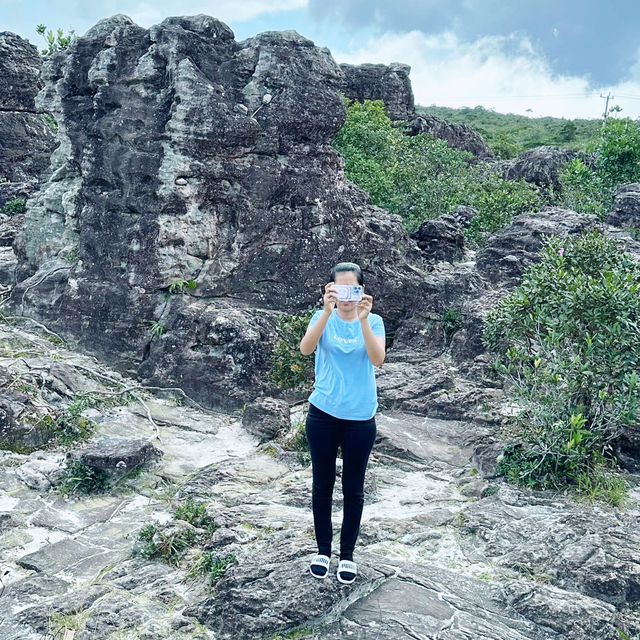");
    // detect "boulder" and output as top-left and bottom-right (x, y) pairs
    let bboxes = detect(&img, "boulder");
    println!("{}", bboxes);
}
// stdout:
(498, 145), (595, 191)
(606, 182), (640, 229)
(66, 436), (163, 481)
(409, 112), (495, 160)
(241, 396), (291, 443)
(339, 61), (415, 121)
